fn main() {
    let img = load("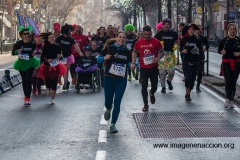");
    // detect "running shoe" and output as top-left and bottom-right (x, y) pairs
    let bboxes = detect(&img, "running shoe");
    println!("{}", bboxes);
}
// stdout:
(128, 76), (132, 81)
(46, 88), (50, 96)
(50, 98), (55, 105)
(110, 124), (118, 133)
(196, 87), (201, 93)
(37, 89), (41, 95)
(229, 101), (235, 108)
(135, 71), (139, 80)
(84, 84), (90, 88)
(161, 87), (166, 93)
(24, 98), (31, 105)
(142, 105), (149, 112)
(72, 78), (76, 85)
(185, 94), (192, 102)
(104, 110), (111, 121)
(32, 89), (36, 95)
(149, 90), (155, 104)
(66, 81), (70, 90)
(132, 70), (136, 78)
(224, 99), (230, 109)
(167, 80), (173, 90)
